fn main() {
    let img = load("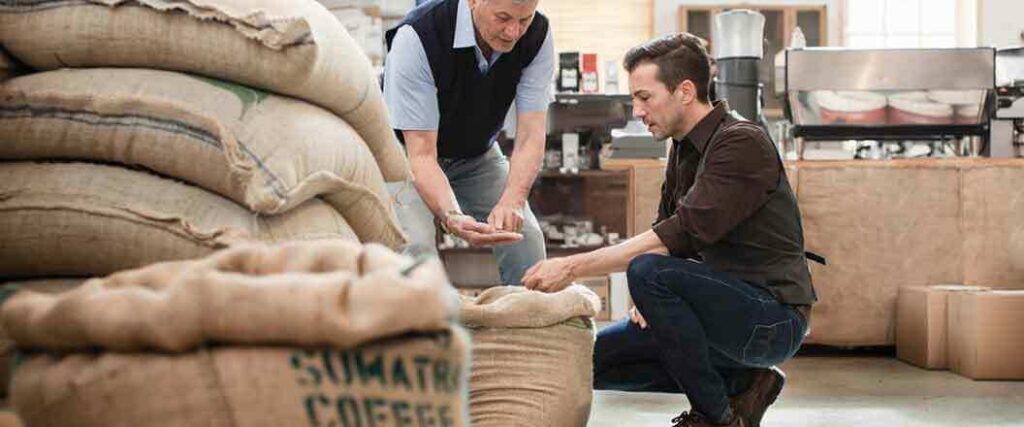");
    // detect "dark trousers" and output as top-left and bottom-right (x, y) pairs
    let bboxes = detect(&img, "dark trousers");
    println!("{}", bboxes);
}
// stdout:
(594, 254), (807, 419)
